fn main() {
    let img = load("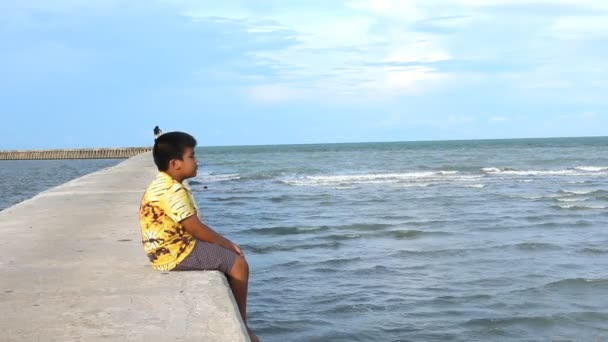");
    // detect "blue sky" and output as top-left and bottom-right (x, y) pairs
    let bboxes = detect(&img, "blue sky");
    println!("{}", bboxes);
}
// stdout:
(1, 0), (607, 149)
